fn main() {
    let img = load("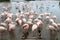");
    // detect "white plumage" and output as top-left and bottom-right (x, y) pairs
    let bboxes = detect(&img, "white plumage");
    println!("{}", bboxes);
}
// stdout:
(0, 26), (7, 31)
(4, 17), (12, 23)
(47, 25), (56, 30)
(57, 23), (60, 27)
(32, 24), (38, 31)
(22, 18), (27, 23)
(44, 12), (51, 16)
(18, 20), (22, 25)
(8, 22), (16, 31)
(36, 20), (43, 27)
